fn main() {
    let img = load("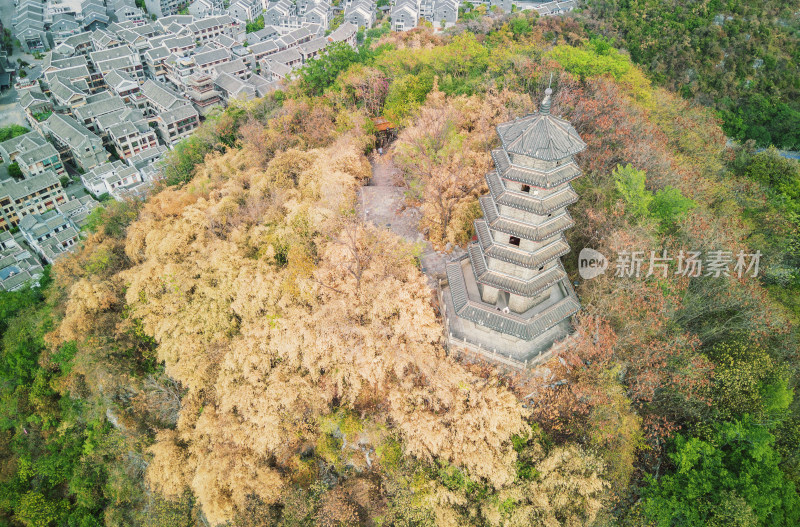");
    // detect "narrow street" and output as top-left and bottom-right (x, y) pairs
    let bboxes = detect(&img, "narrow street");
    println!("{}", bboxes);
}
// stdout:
(1, 0), (43, 131)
